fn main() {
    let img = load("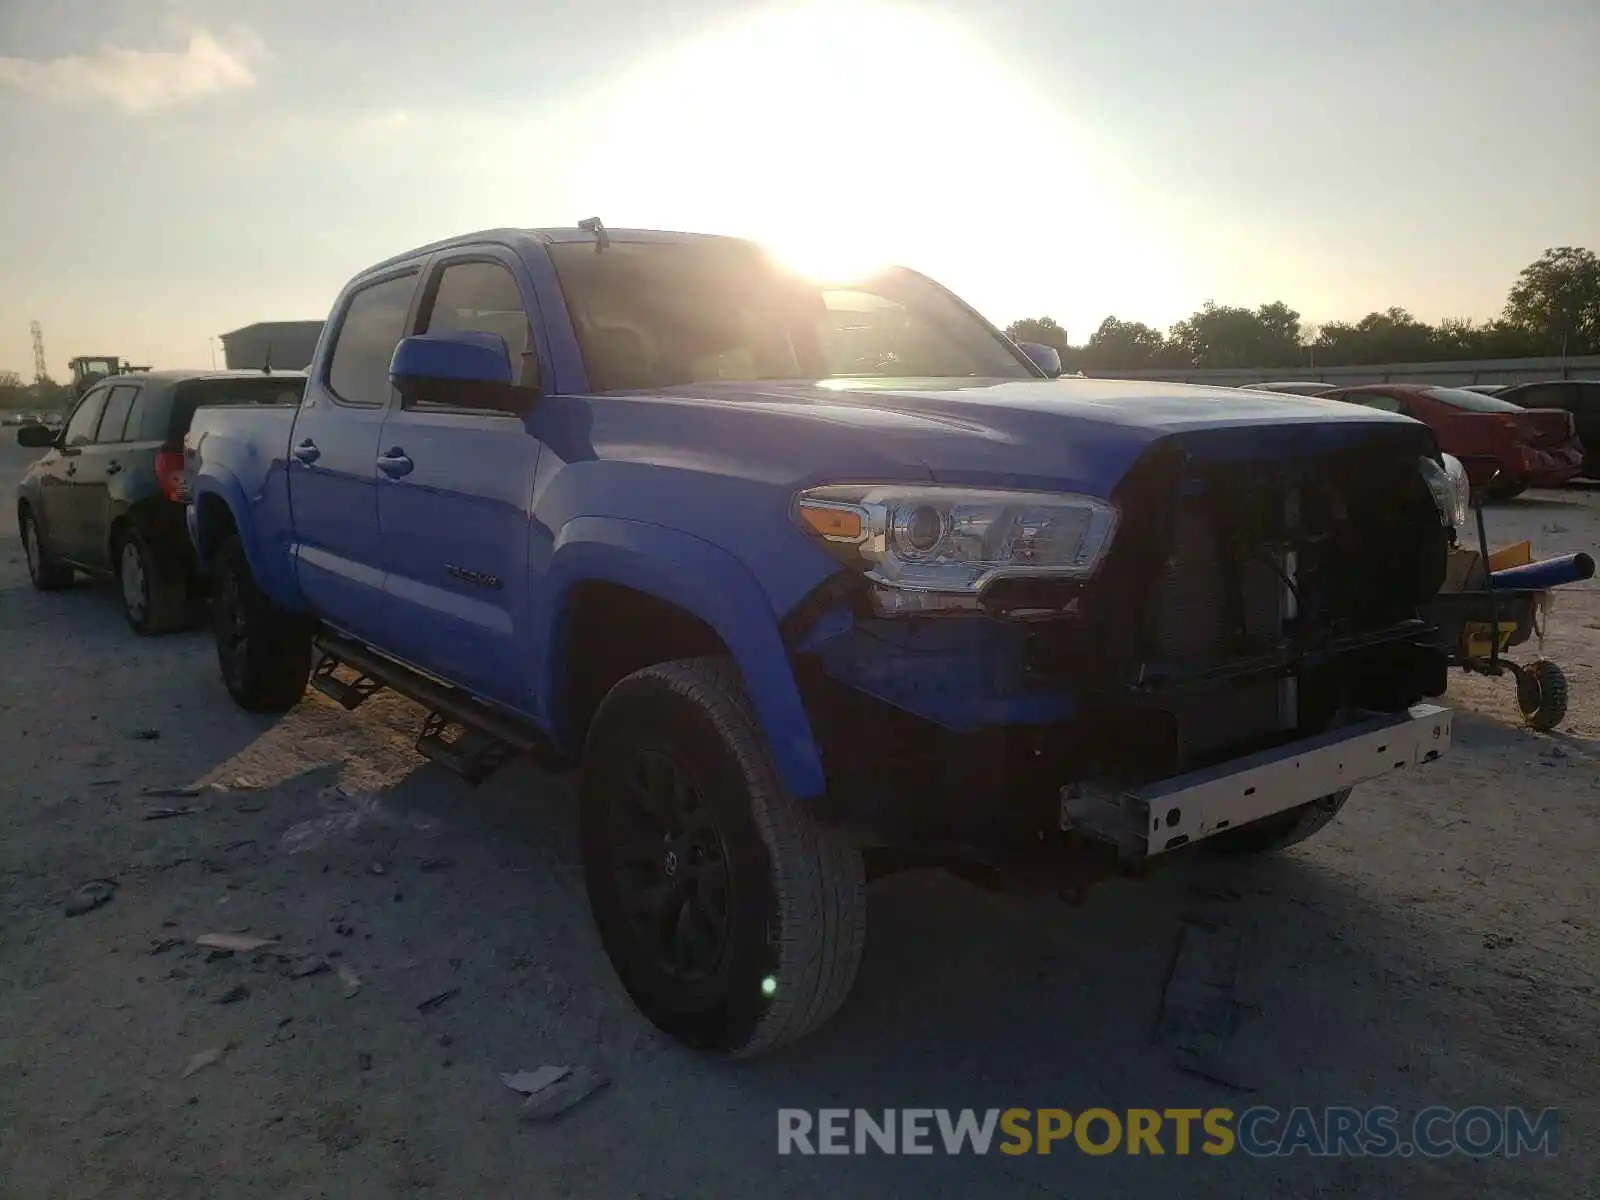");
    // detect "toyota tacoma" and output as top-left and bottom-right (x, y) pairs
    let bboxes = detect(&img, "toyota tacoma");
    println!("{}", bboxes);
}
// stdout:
(185, 224), (1463, 1056)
